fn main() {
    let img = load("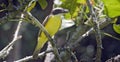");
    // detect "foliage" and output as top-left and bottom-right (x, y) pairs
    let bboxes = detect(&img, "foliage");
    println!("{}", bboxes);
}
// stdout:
(26, 1), (36, 12)
(102, 0), (120, 18)
(38, 0), (48, 9)
(60, 0), (81, 19)
(113, 24), (120, 34)
(102, 0), (120, 35)
(0, 0), (120, 62)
